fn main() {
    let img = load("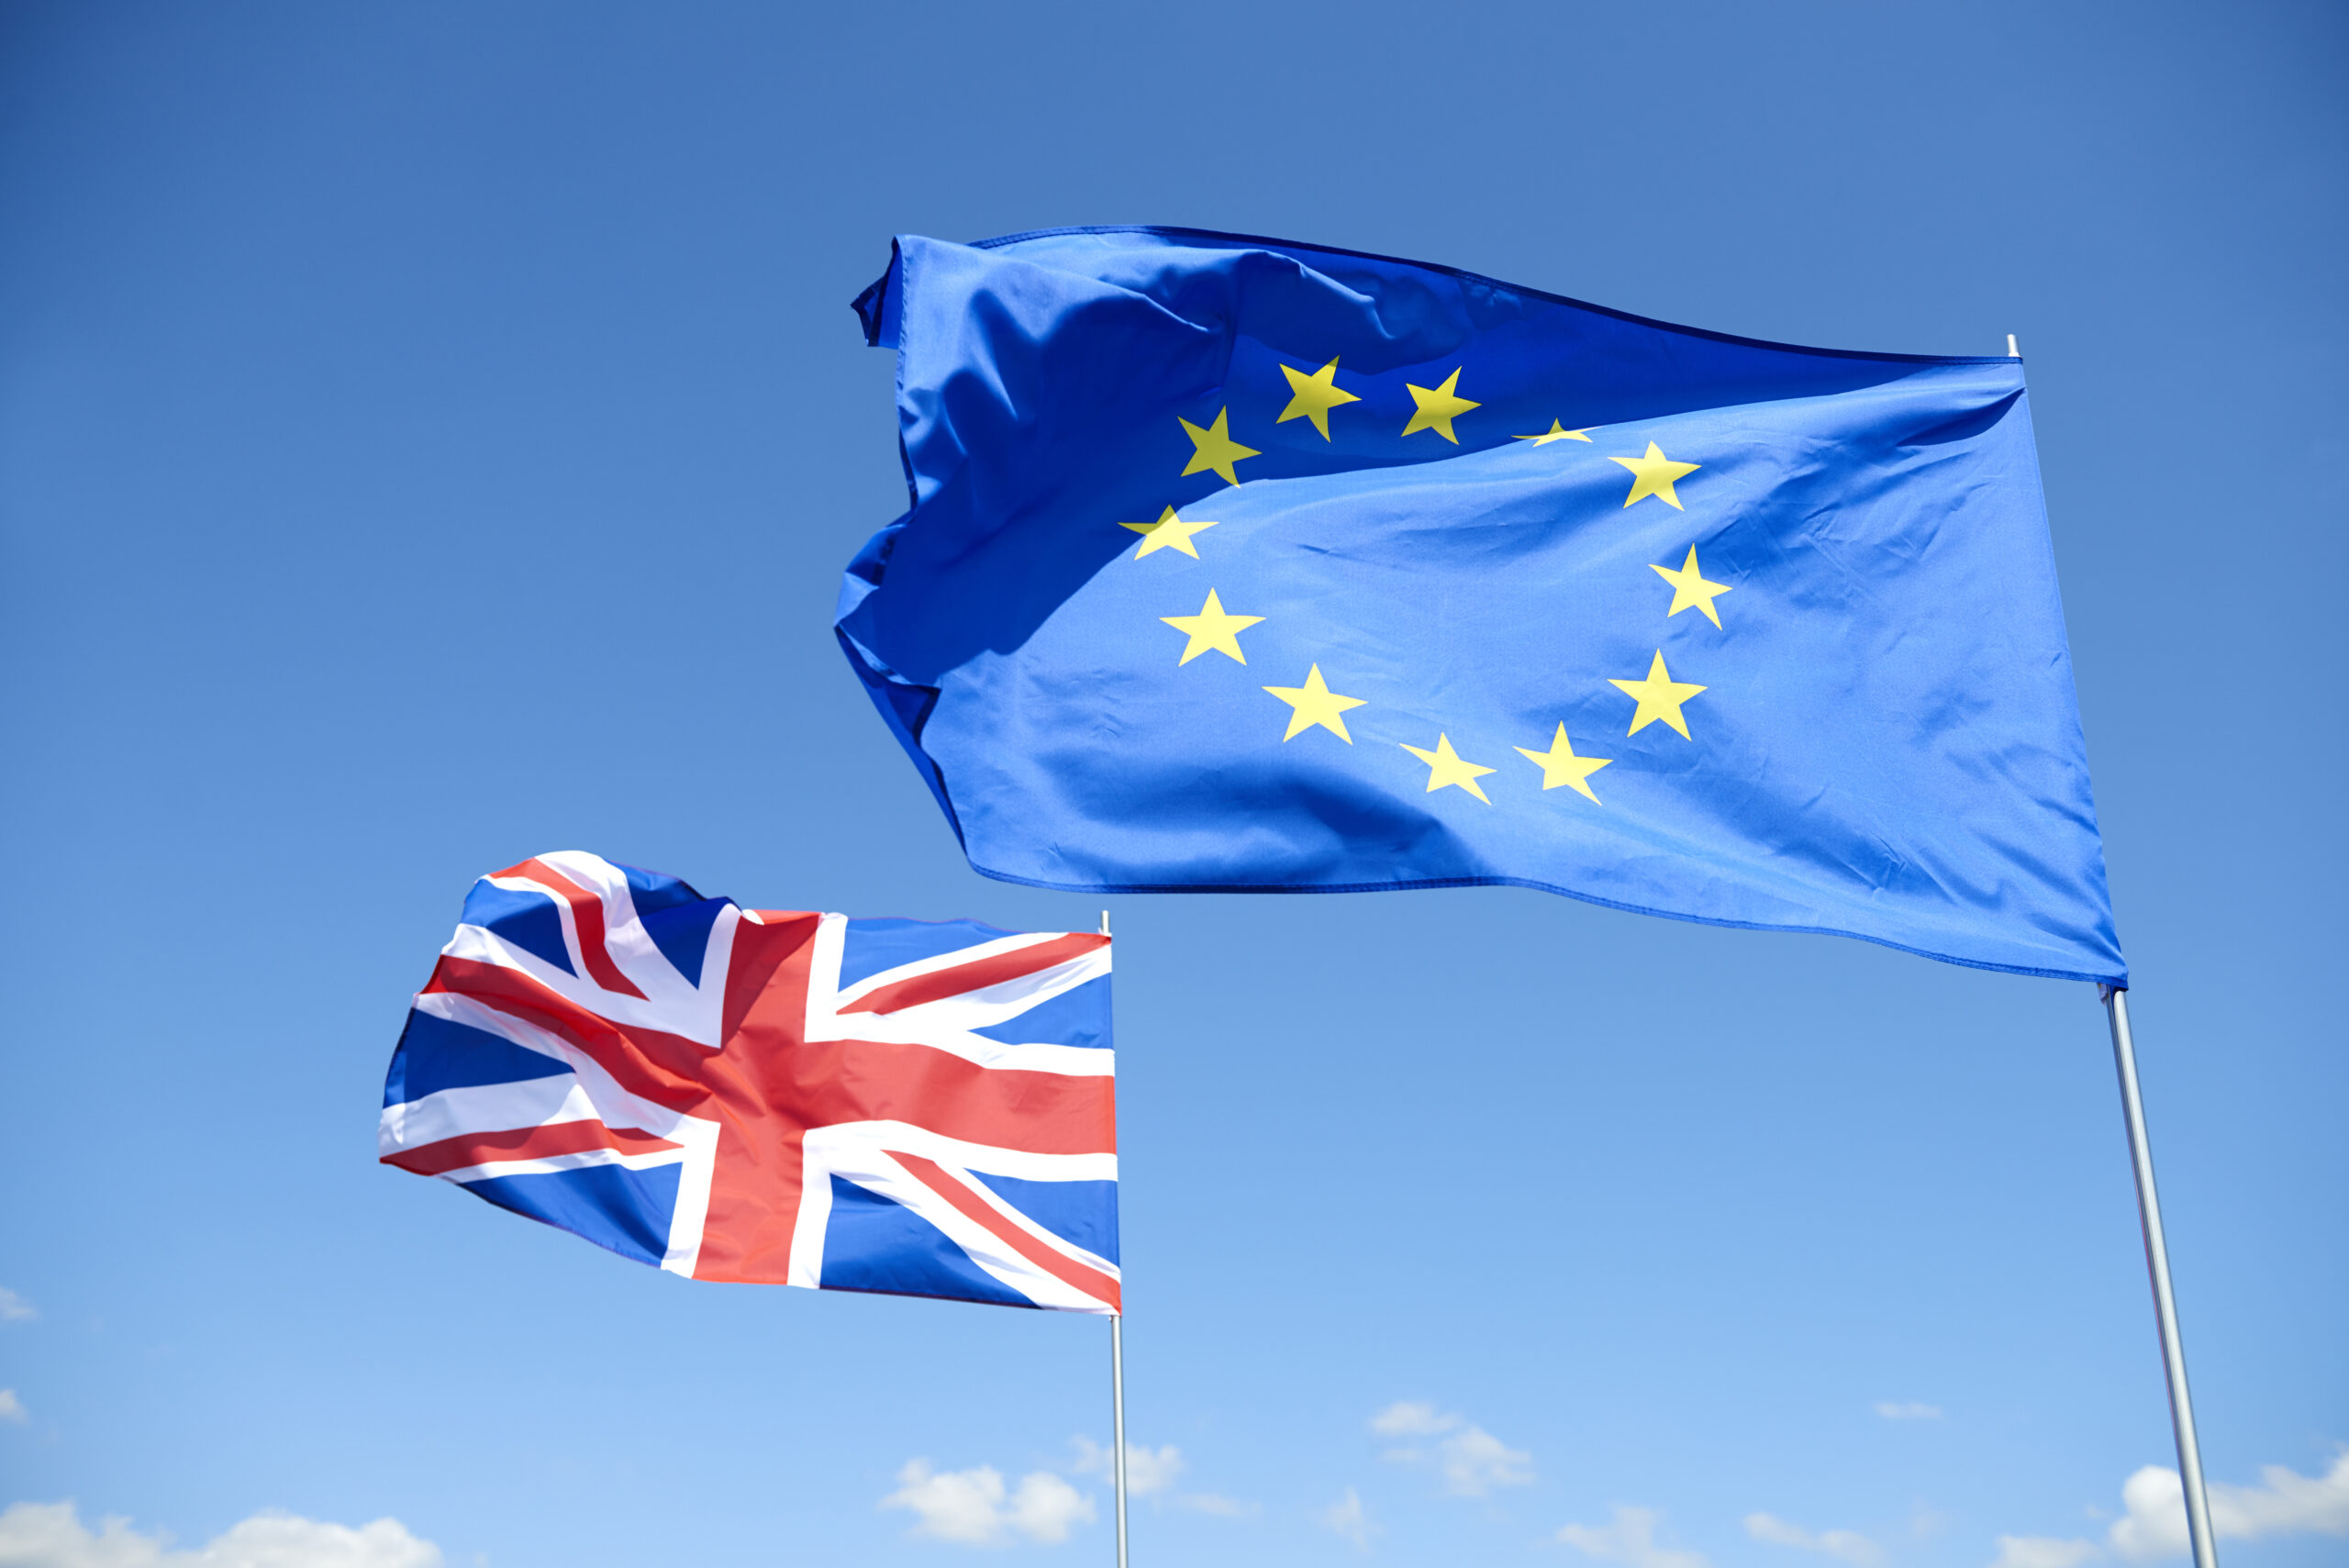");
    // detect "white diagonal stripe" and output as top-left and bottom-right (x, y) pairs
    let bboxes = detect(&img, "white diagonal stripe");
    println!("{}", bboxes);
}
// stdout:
(379, 1075), (594, 1154)
(798, 1132), (1116, 1314)
(863, 946), (1111, 1035)
(830, 928), (1078, 1012)
(432, 1143), (690, 1185)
